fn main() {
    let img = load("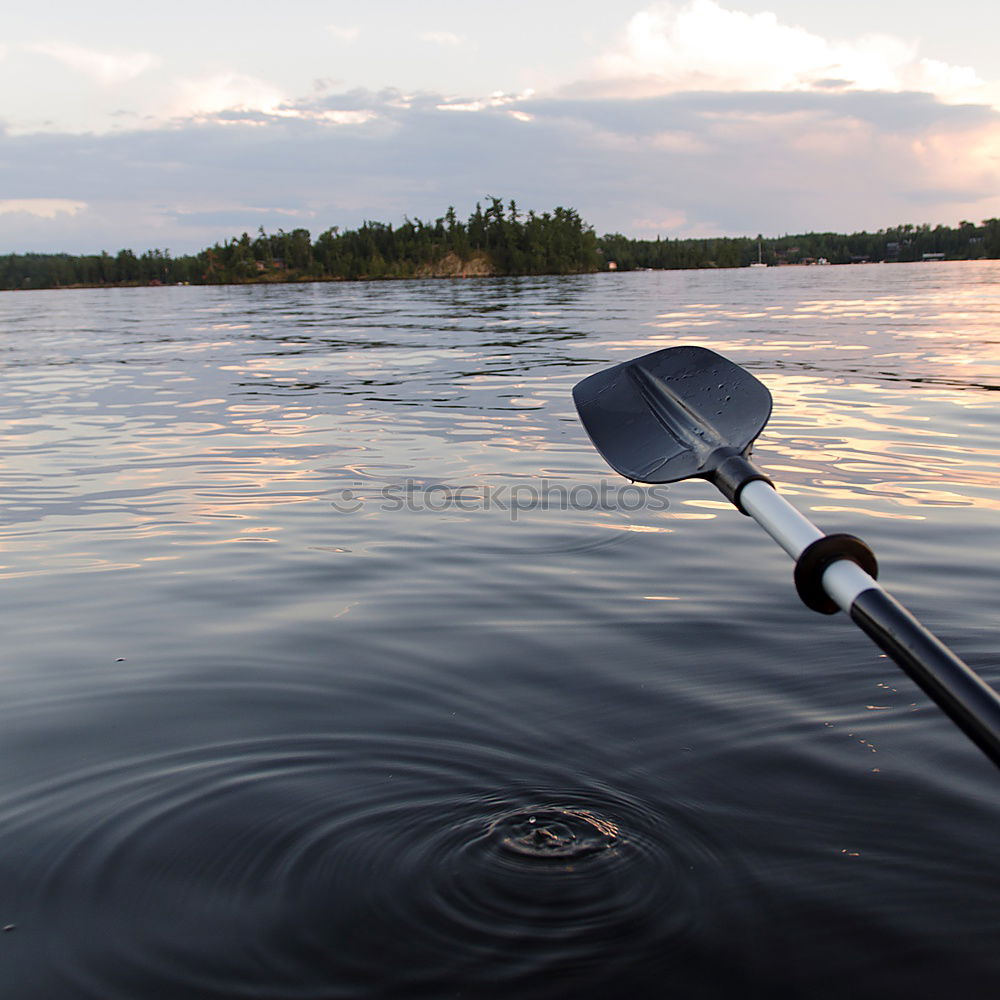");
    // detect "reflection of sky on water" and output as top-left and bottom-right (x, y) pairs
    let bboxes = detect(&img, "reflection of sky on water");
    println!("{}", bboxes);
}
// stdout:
(596, 263), (1000, 520)
(2, 262), (999, 577)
